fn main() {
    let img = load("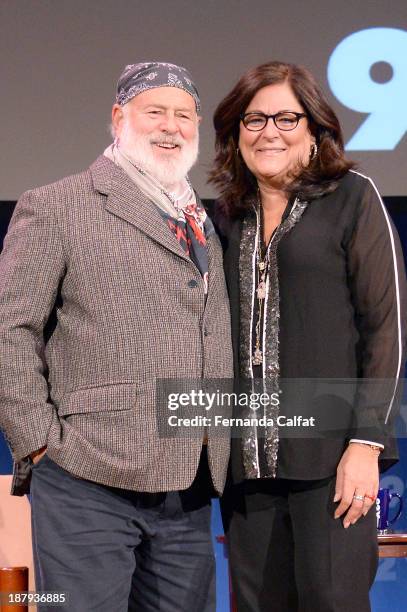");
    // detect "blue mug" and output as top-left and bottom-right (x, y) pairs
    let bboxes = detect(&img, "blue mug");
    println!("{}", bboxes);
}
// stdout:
(376, 488), (403, 532)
